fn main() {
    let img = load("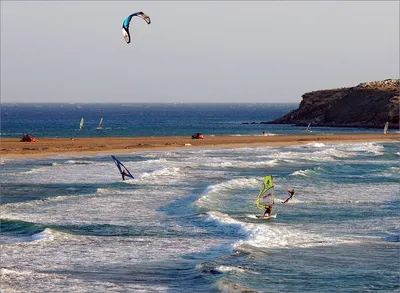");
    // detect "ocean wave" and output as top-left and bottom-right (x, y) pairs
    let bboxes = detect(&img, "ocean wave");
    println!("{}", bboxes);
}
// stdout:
(206, 211), (359, 251)
(18, 167), (44, 175)
(142, 158), (168, 164)
(234, 222), (359, 251)
(291, 169), (312, 177)
(217, 280), (262, 293)
(206, 211), (245, 227)
(299, 142), (326, 148)
(389, 166), (400, 172)
(0, 188), (108, 212)
(317, 148), (352, 158)
(289, 167), (322, 177)
(205, 161), (235, 168)
(336, 142), (385, 156)
(65, 160), (93, 165)
(140, 166), (182, 179)
(311, 142), (326, 147)
(196, 178), (258, 207)
(204, 159), (280, 169)
(216, 265), (260, 275)
(52, 160), (112, 166)
(31, 228), (57, 242)
(271, 151), (336, 162)
(1, 268), (63, 278)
